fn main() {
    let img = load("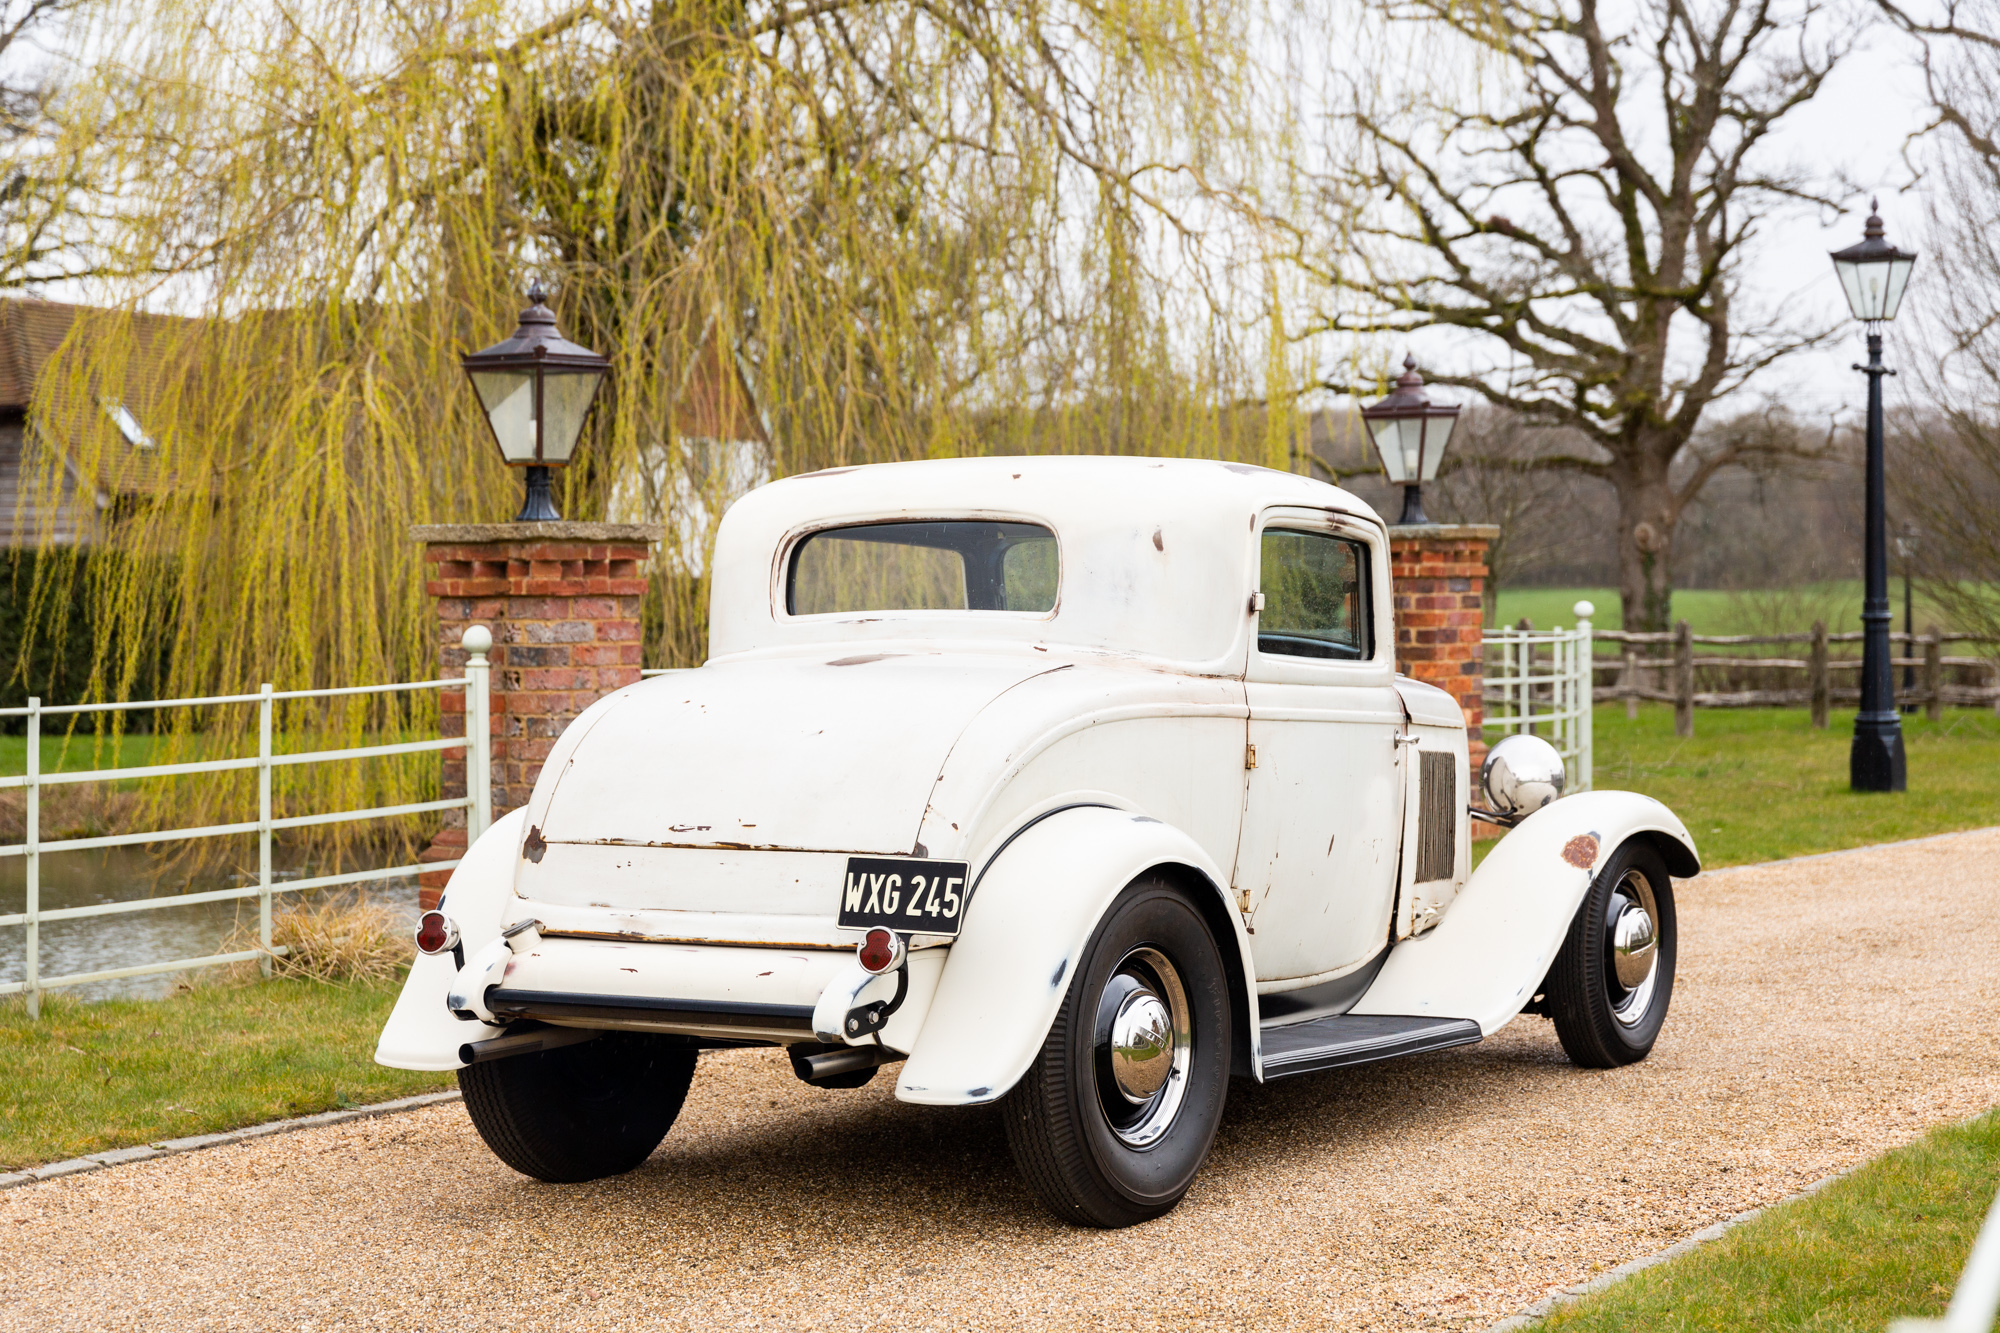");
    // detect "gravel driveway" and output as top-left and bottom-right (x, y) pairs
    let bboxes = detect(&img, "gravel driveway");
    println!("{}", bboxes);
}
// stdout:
(5, 829), (1999, 1331)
